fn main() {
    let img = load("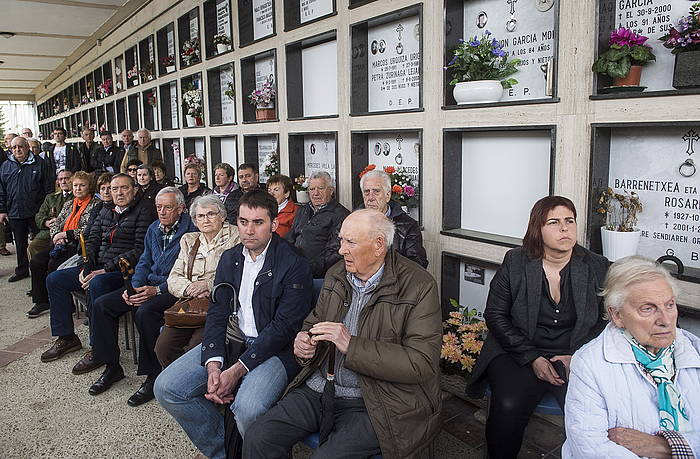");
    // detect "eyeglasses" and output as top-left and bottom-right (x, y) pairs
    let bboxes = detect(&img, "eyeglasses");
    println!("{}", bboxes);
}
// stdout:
(127, 168), (138, 172)
(195, 211), (220, 221)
